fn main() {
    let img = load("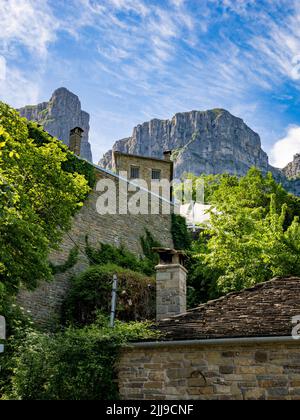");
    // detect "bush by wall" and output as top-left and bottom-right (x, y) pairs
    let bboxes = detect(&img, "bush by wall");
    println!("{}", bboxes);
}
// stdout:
(62, 264), (155, 326)
(85, 231), (161, 276)
(2, 317), (159, 400)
